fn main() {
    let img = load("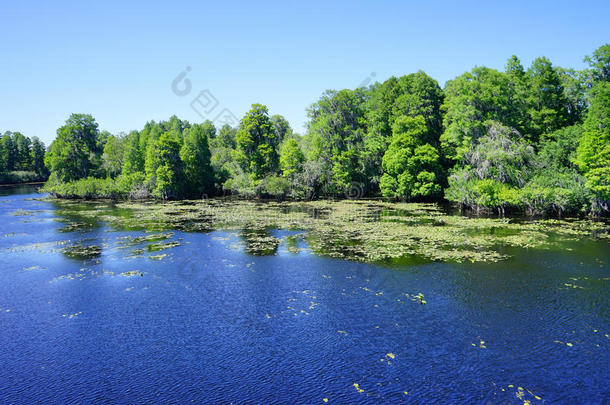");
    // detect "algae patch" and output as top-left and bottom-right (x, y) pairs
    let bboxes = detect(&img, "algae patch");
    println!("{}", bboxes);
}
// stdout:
(47, 198), (610, 264)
